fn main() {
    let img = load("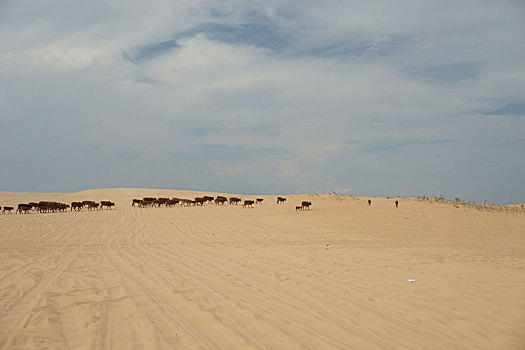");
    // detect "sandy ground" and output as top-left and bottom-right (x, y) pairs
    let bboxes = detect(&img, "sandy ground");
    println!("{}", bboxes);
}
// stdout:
(0, 188), (524, 349)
